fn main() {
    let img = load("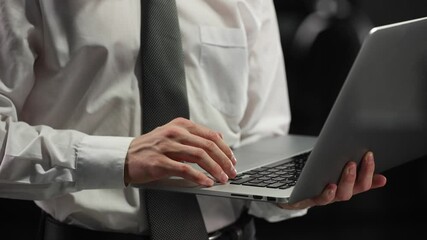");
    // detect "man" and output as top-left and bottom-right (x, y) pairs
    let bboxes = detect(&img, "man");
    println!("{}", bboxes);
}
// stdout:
(0, 0), (386, 239)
